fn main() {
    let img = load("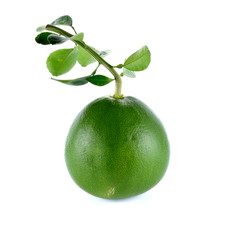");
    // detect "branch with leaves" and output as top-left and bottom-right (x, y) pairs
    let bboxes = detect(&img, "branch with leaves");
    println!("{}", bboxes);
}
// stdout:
(35, 15), (151, 99)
